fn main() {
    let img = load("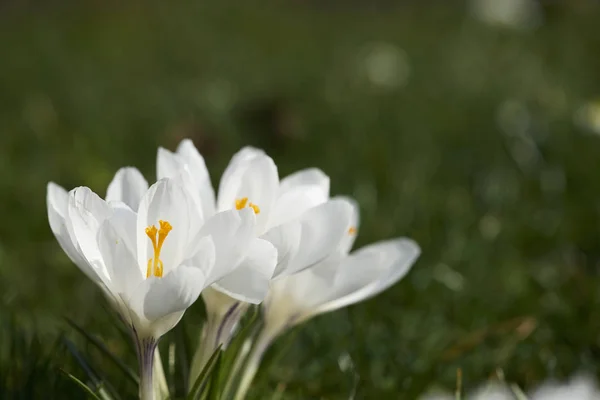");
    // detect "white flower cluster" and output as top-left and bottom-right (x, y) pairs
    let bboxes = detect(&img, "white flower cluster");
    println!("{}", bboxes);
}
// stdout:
(47, 139), (421, 400)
